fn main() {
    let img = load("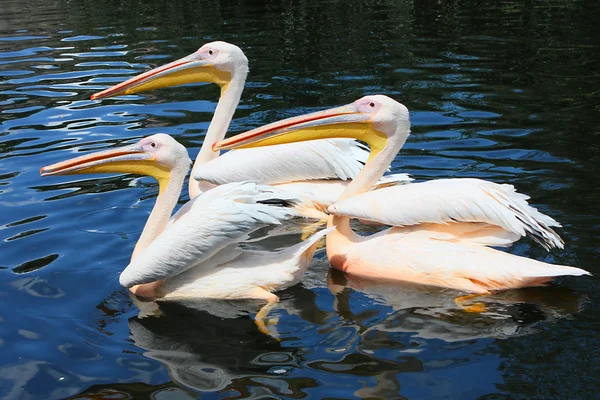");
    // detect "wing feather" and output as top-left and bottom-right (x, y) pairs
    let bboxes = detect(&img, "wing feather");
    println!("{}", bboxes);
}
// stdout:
(119, 182), (298, 287)
(194, 139), (368, 185)
(328, 178), (564, 250)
